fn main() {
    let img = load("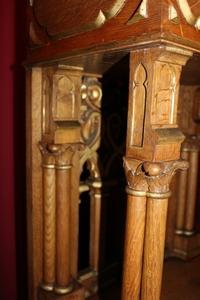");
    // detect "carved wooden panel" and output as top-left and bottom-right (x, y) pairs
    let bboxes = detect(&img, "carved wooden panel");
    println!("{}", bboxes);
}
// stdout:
(32, 0), (128, 39)
(130, 63), (147, 147)
(41, 67), (83, 144)
(52, 75), (76, 120)
(151, 62), (181, 127)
